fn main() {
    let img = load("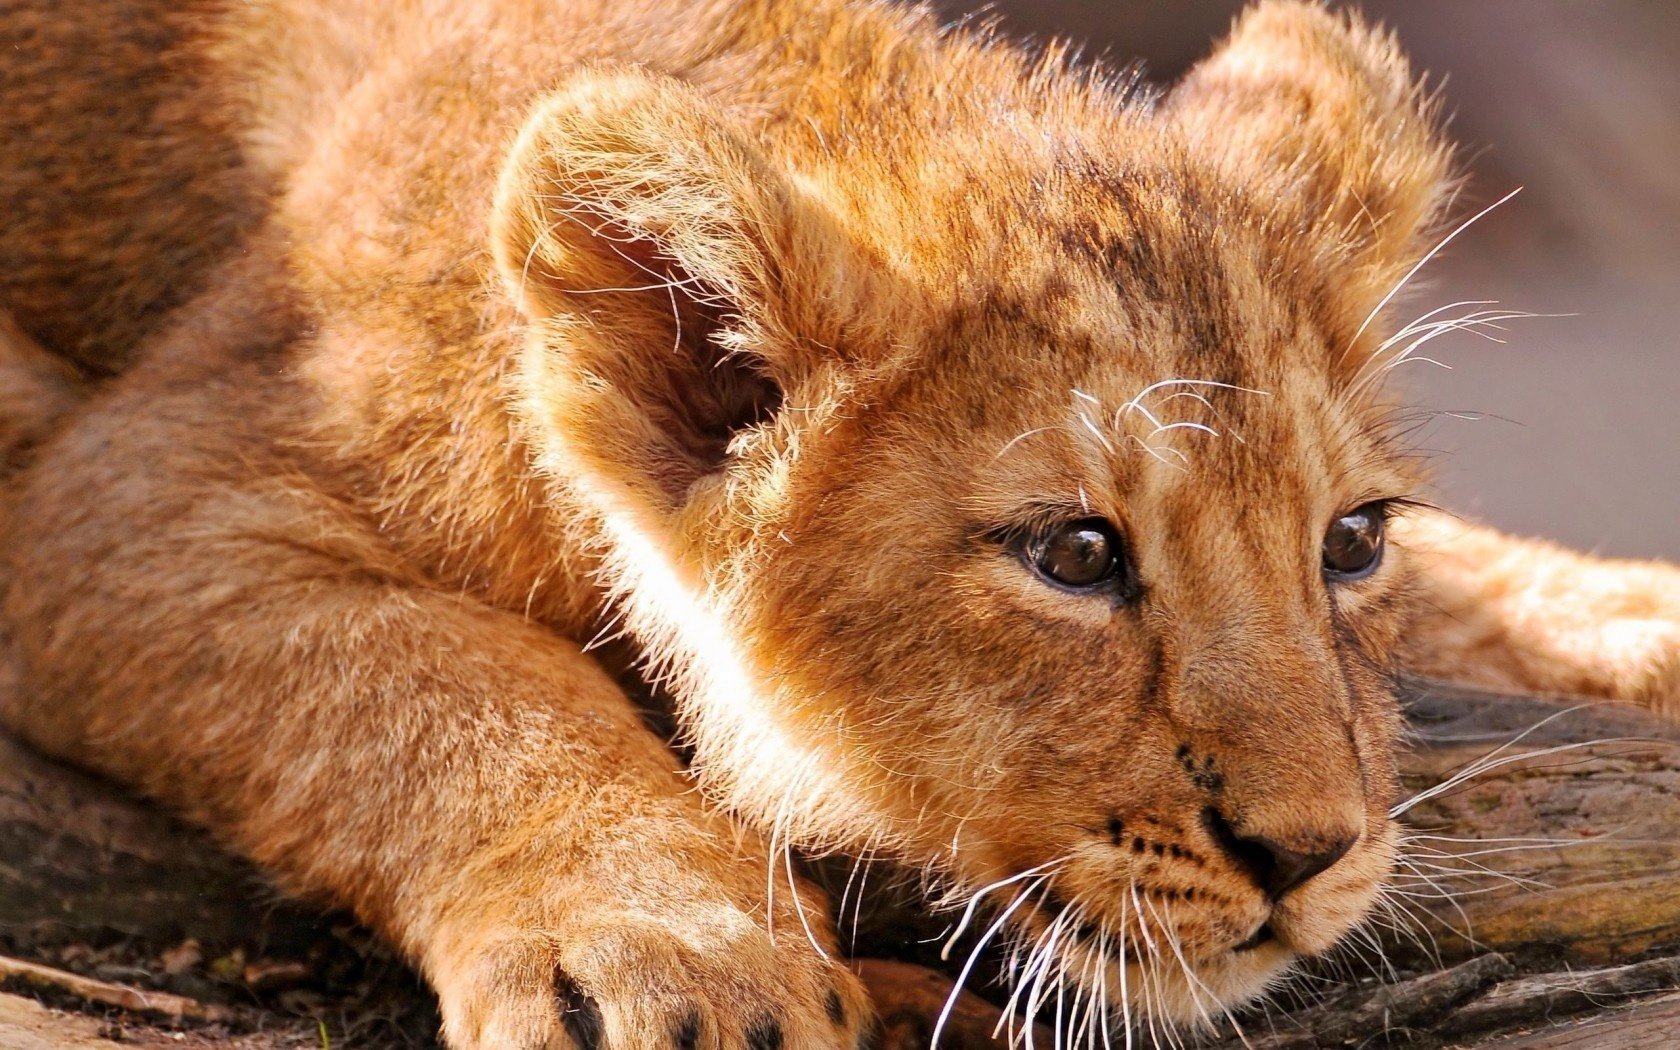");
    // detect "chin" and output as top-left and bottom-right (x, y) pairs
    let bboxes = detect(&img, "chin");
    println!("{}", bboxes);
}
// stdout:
(1132, 942), (1296, 1026)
